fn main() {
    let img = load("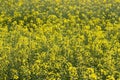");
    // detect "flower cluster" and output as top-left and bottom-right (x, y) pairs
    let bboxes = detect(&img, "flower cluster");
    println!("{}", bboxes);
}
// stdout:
(0, 0), (120, 80)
